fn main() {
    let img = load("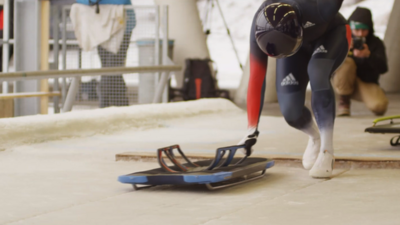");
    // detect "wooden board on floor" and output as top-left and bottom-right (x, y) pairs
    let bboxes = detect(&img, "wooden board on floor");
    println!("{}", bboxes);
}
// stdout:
(115, 152), (400, 169)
